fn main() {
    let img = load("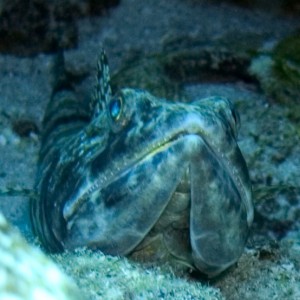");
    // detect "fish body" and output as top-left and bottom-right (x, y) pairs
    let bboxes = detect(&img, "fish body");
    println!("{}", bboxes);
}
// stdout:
(31, 50), (253, 277)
